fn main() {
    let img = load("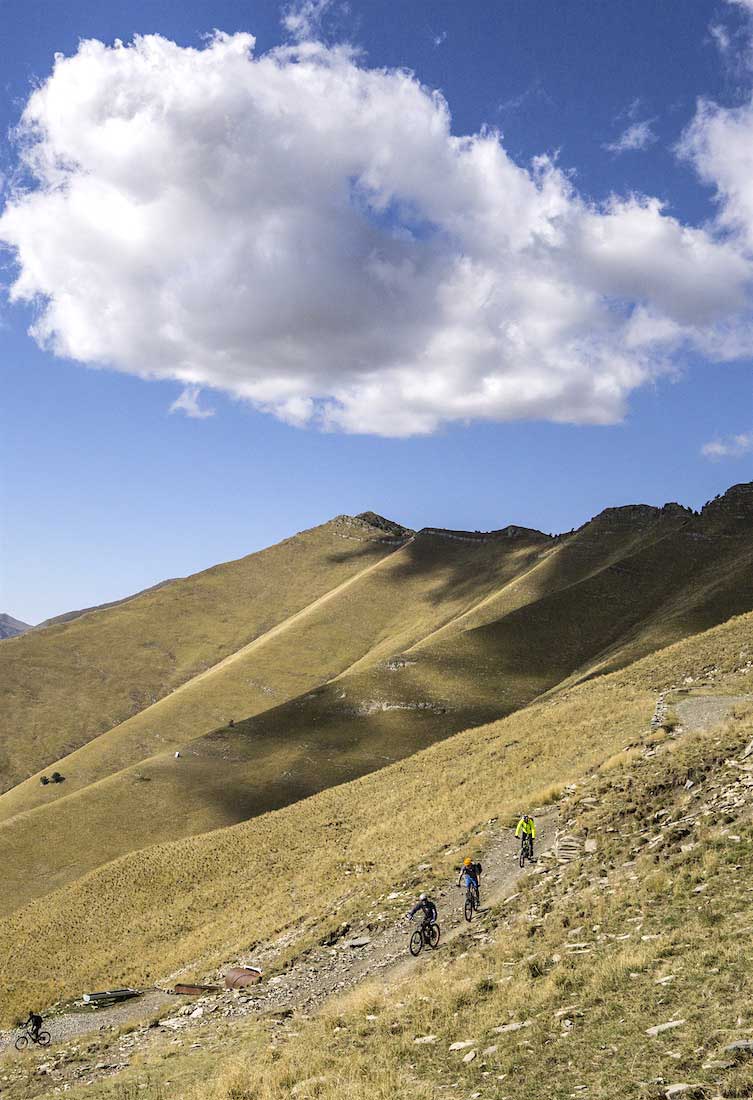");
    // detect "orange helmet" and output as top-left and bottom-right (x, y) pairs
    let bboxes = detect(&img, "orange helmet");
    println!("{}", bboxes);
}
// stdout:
(463, 857), (473, 866)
